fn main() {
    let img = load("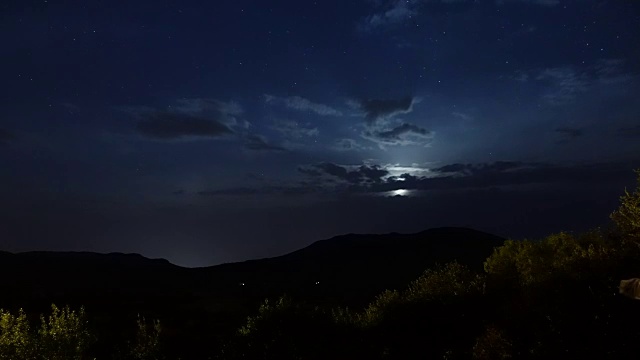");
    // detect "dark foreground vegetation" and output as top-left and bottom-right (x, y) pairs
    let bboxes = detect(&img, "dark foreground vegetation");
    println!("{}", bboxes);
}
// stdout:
(2, 170), (640, 359)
